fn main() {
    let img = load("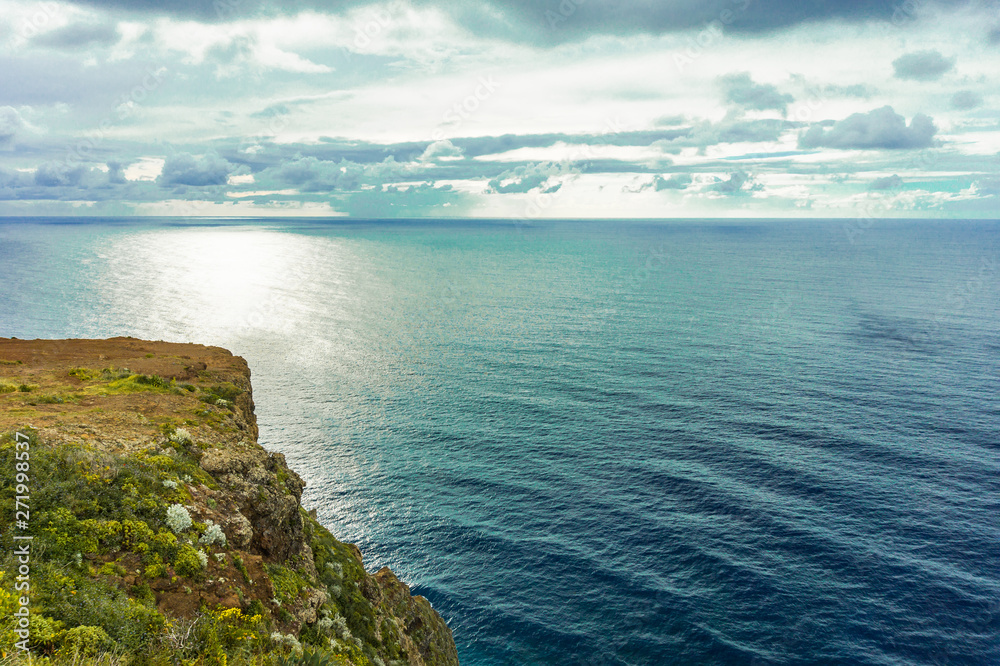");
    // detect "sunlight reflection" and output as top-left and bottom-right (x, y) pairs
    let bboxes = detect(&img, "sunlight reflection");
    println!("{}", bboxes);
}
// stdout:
(96, 226), (344, 344)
